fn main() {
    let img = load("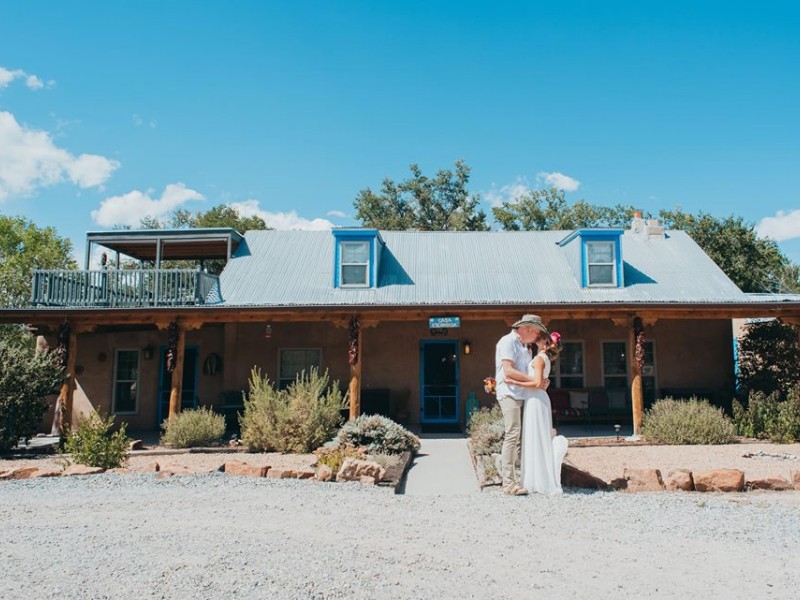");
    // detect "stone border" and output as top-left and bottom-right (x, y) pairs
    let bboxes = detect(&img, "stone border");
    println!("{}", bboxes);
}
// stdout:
(380, 451), (413, 493)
